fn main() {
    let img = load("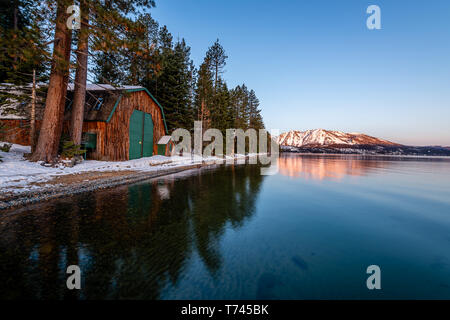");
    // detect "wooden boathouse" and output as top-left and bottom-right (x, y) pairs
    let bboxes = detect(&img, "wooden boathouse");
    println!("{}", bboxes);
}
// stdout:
(1, 84), (171, 160)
